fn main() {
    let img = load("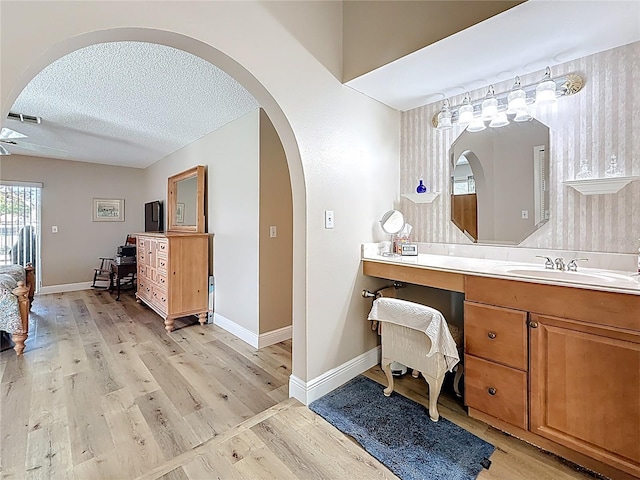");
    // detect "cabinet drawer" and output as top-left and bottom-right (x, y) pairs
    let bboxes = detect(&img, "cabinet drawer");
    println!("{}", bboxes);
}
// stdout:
(157, 240), (168, 253)
(465, 301), (528, 370)
(155, 272), (168, 291)
(465, 354), (528, 430)
(138, 264), (148, 279)
(137, 279), (152, 301)
(151, 287), (168, 314)
(156, 254), (168, 272)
